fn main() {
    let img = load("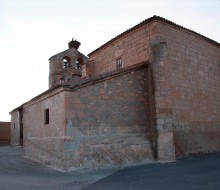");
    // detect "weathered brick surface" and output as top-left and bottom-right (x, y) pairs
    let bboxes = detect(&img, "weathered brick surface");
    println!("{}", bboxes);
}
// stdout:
(17, 65), (154, 170)
(88, 21), (177, 161)
(10, 17), (220, 169)
(25, 137), (65, 169)
(22, 88), (66, 166)
(174, 130), (220, 158)
(63, 65), (154, 169)
(151, 21), (220, 157)
(49, 47), (88, 88)
(0, 122), (11, 145)
(88, 19), (220, 160)
(88, 25), (152, 75)
(157, 131), (175, 161)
